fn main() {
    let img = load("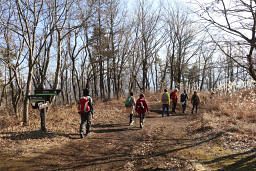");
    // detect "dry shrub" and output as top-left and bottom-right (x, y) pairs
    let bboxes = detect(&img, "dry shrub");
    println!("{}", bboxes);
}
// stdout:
(192, 124), (213, 133)
(206, 89), (256, 122)
(187, 118), (214, 134)
(0, 109), (21, 130)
